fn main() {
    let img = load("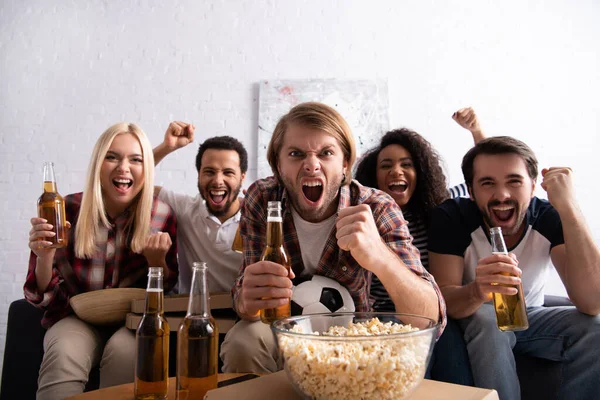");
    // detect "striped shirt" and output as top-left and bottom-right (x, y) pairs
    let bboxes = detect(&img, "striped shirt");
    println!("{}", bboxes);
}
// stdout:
(372, 183), (468, 312)
(234, 177), (446, 326)
(24, 192), (179, 328)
